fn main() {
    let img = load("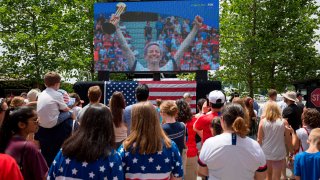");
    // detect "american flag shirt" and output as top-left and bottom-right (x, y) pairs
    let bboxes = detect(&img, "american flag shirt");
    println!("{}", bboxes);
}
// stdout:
(48, 149), (123, 180)
(118, 140), (183, 180)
